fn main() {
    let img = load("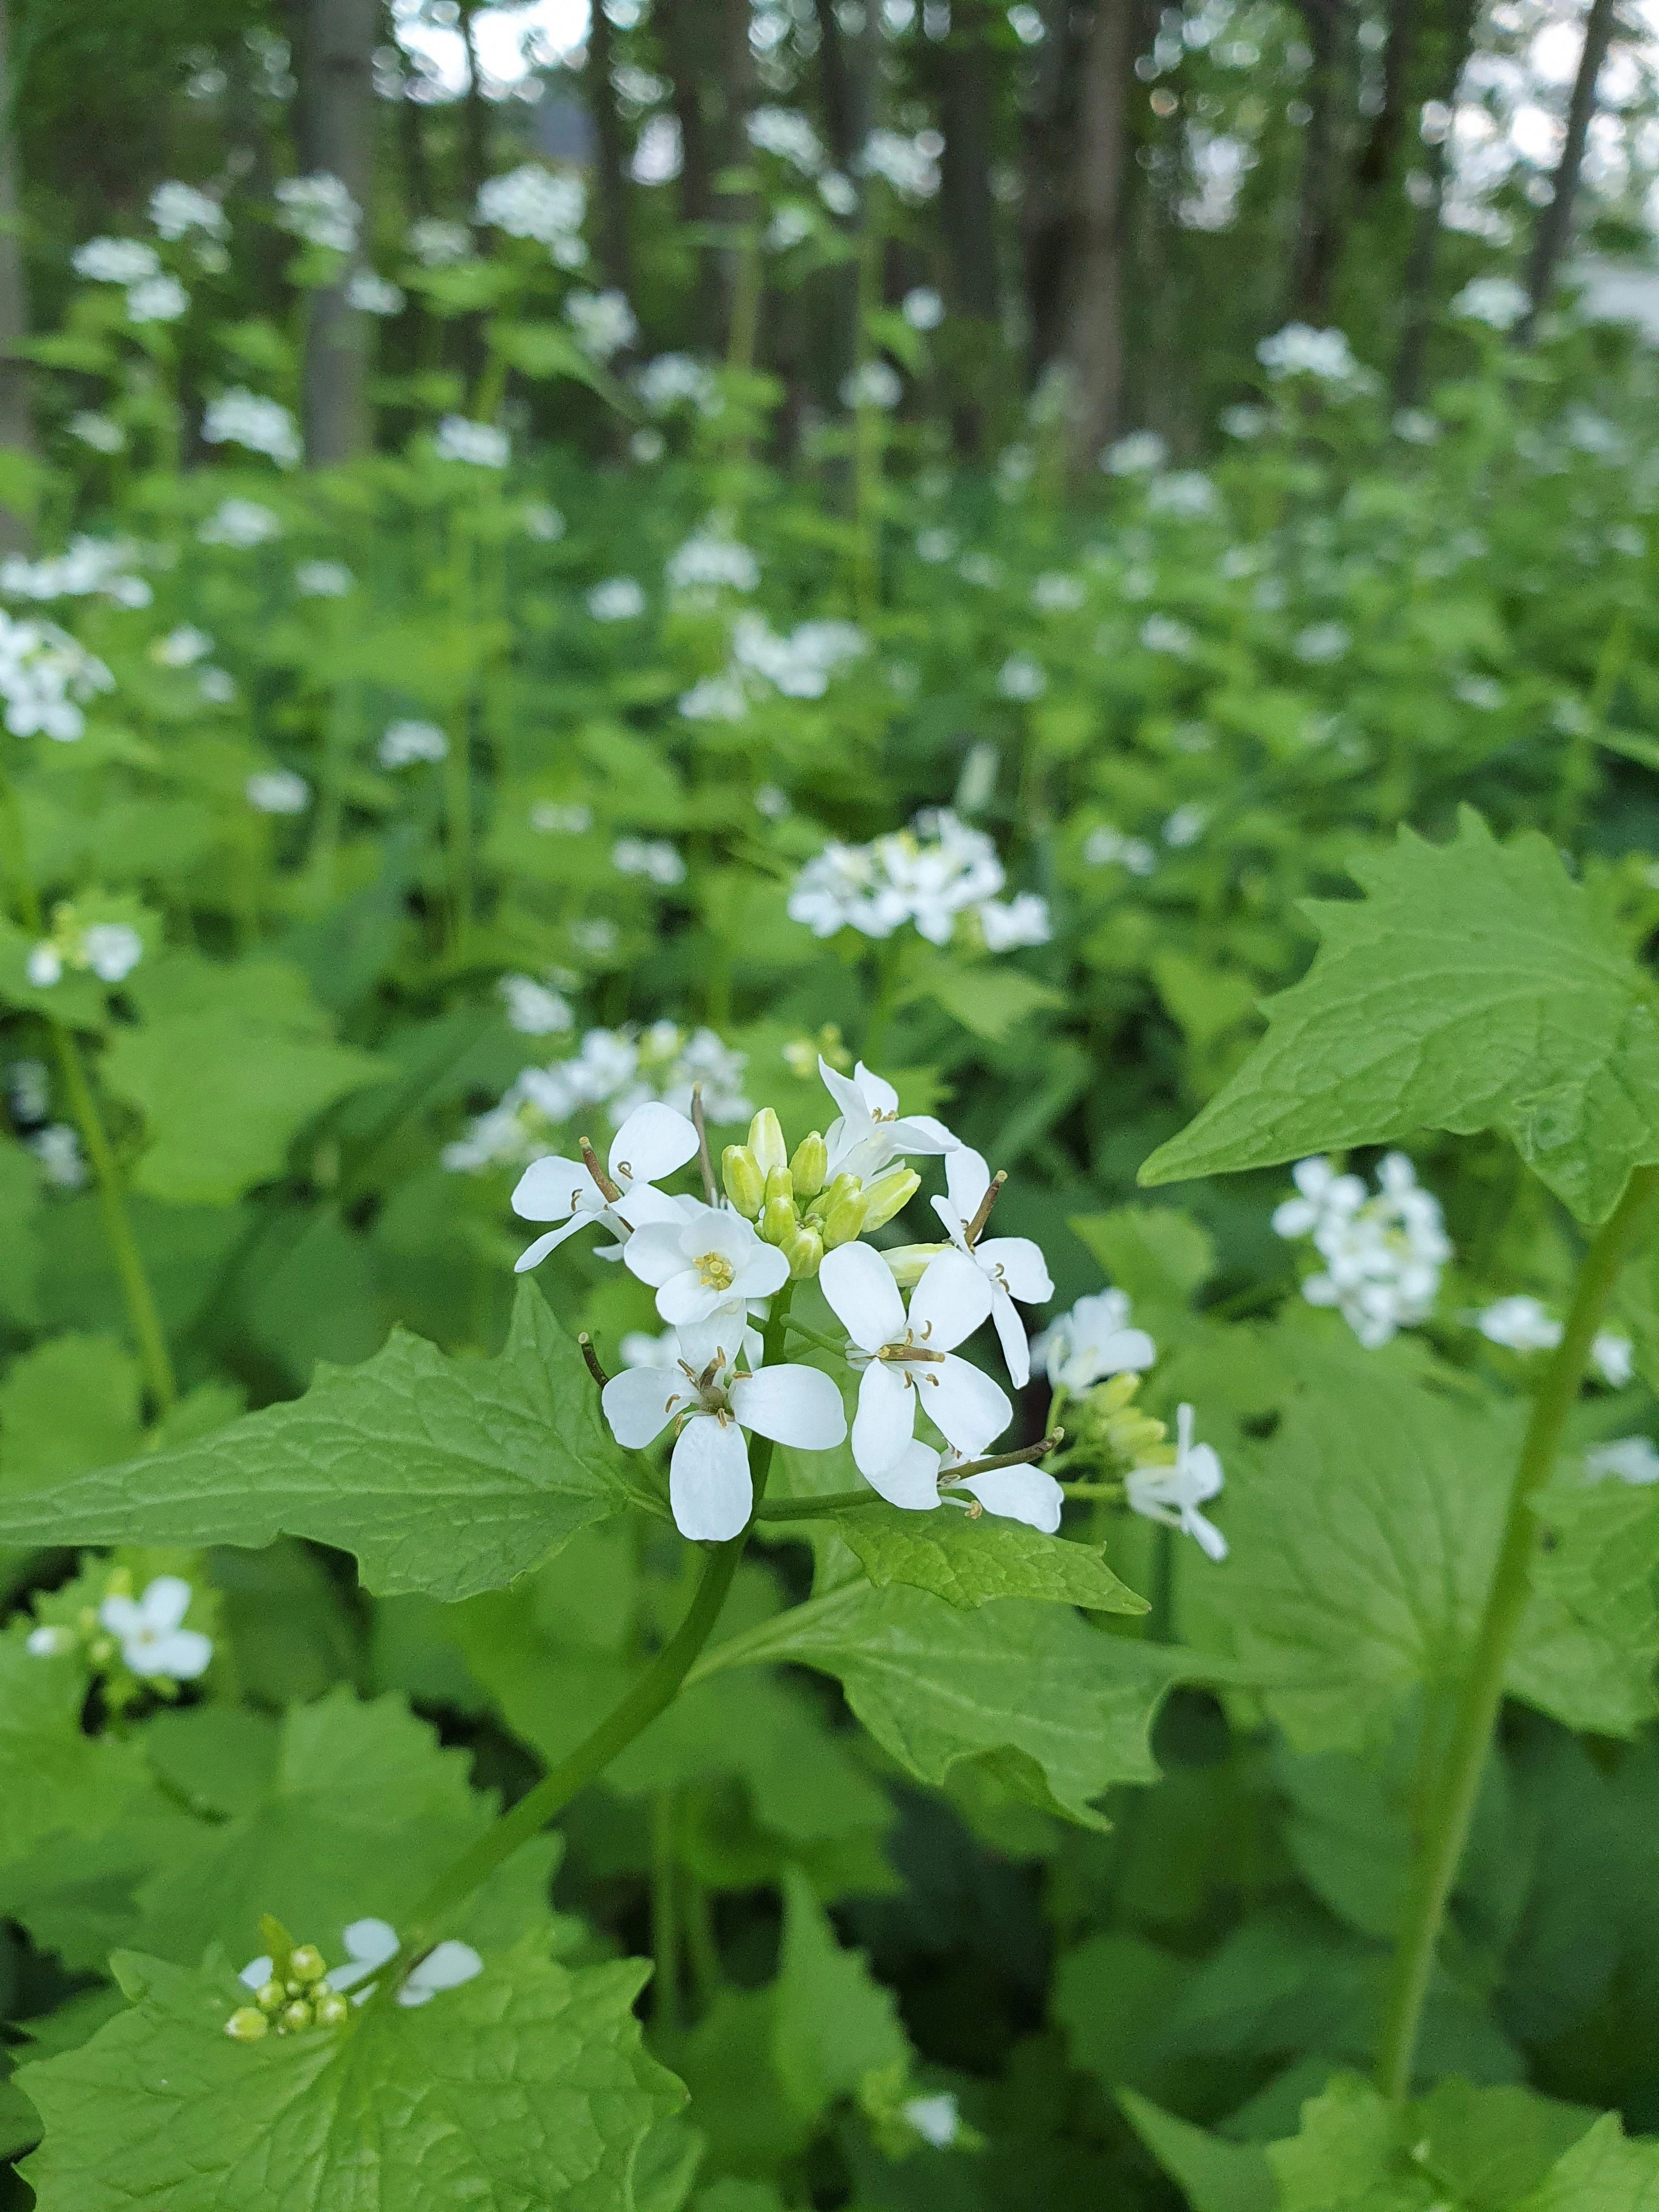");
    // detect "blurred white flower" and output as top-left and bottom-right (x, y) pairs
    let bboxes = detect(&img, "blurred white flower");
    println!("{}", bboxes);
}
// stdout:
(521, 501), (566, 541)
(819, 170), (857, 217)
(1140, 614), (1196, 656)
(978, 891), (1052, 950)
(99, 1576), (211, 1679)
(679, 673), (748, 721)
(1220, 404), (1267, 438)
(499, 975), (573, 1035)
(346, 269), (404, 315)
(916, 527), (957, 563)
(636, 353), (718, 415)
(1451, 275), (1530, 331)
(1454, 673), (1505, 710)
(858, 127), (941, 200)
(324, 1917), (482, 2006)
(904, 2093), (962, 2149)
(408, 216), (472, 268)
(1293, 620), (1351, 664)
(1033, 1288), (1155, 1391)
(150, 624), (212, 668)
(1472, 1294), (1561, 1353)
(378, 719), (448, 767)
(295, 560), (353, 598)
(732, 613), (867, 696)
(126, 274), (189, 324)
(1585, 1436), (1659, 1485)
(840, 359), (902, 411)
(476, 166), (587, 266)
(1280, 1152), (1450, 1348)
(996, 653), (1046, 701)
(746, 106), (825, 174)
(1257, 323), (1369, 386)
(612, 836), (686, 887)
(1126, 1404), (1227, 1560)
(1161, 803), (1207, 848)
(1032, 571), (1086, 612)
(1082, 823), (1156, 876)
(201, 388), (301, 466)
(246, 769), (311, 814)
(27, 1124), (85, 1188)
(1103, 430), (1169, 476)
(433, 416), (508, 467)
(665, 529), (759, 595)
(66, 412), (126, 453)
(0, 612), (114, 739)
(587, 576), (646, 621)
(902, 285), (945, 331)
(566, 287), (638, 360)
(198, 667), (235, 704)
(1147, 472), (1217, 518)
(529, 799), (592, 833)
(150, 182), (227, 240)
(199, 496), (283, 548)
(274, 172), (360, 254)
(73, 237), (159, 284)
(1393, 408), (1440, 443)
